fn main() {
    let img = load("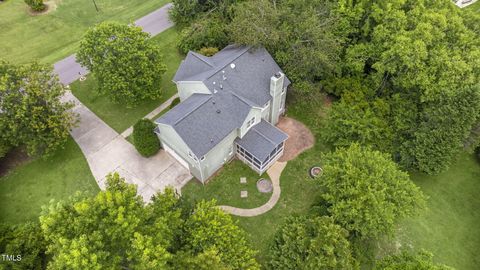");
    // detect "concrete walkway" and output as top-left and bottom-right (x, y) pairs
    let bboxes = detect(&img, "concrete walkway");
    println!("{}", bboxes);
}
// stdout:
(63, 91), (191, 202)
(53, 3), (189, 201)
(454, 0), (478, 8)
(121, 93), (179, 138)
(53, 3), (174, 85)
(220, 161), (288, 217)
